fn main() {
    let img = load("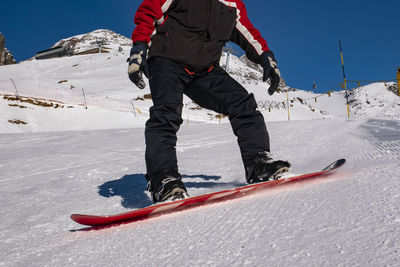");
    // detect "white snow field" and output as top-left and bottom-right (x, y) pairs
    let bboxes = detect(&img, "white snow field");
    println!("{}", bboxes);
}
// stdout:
(1, 120), (400, 266)
(1, 30), (399, 266)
